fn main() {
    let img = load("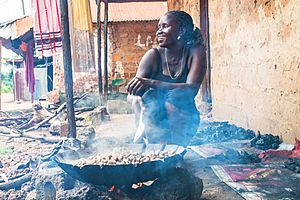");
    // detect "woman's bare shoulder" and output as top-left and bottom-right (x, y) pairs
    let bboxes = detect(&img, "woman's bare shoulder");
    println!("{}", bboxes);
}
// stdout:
(140, 48), (161, 66)
(136, 48), (161, 77)
(144, 47), (160, 58)
(189, 43), (205, 55)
